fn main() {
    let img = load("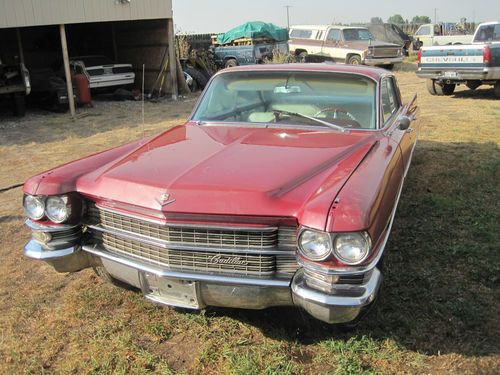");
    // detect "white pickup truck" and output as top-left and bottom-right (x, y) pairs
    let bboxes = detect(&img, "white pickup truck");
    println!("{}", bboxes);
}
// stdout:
(288, 25), (403, 69)
(413, 24), (473, 47)
(416, 22), (500, 97)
